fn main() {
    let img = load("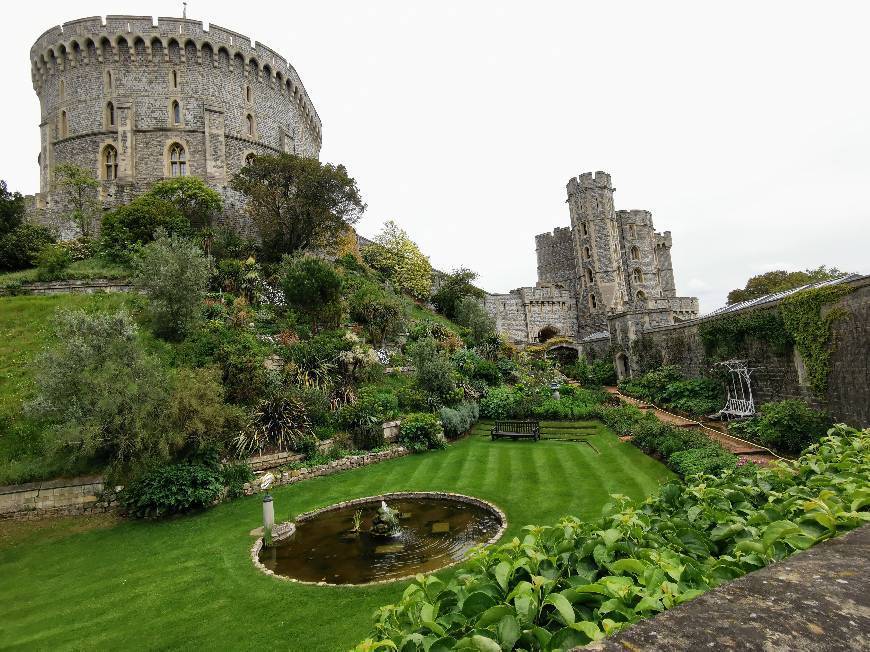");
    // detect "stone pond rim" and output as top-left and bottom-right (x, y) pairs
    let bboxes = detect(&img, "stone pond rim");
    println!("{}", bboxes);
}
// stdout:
(250, 491), (508, 587)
